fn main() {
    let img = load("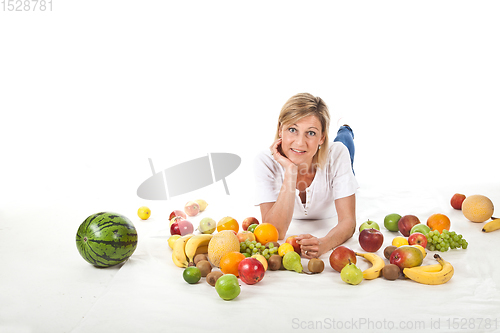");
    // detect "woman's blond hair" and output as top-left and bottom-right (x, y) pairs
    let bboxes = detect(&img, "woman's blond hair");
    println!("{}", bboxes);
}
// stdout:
(275, 93), (331, 169)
